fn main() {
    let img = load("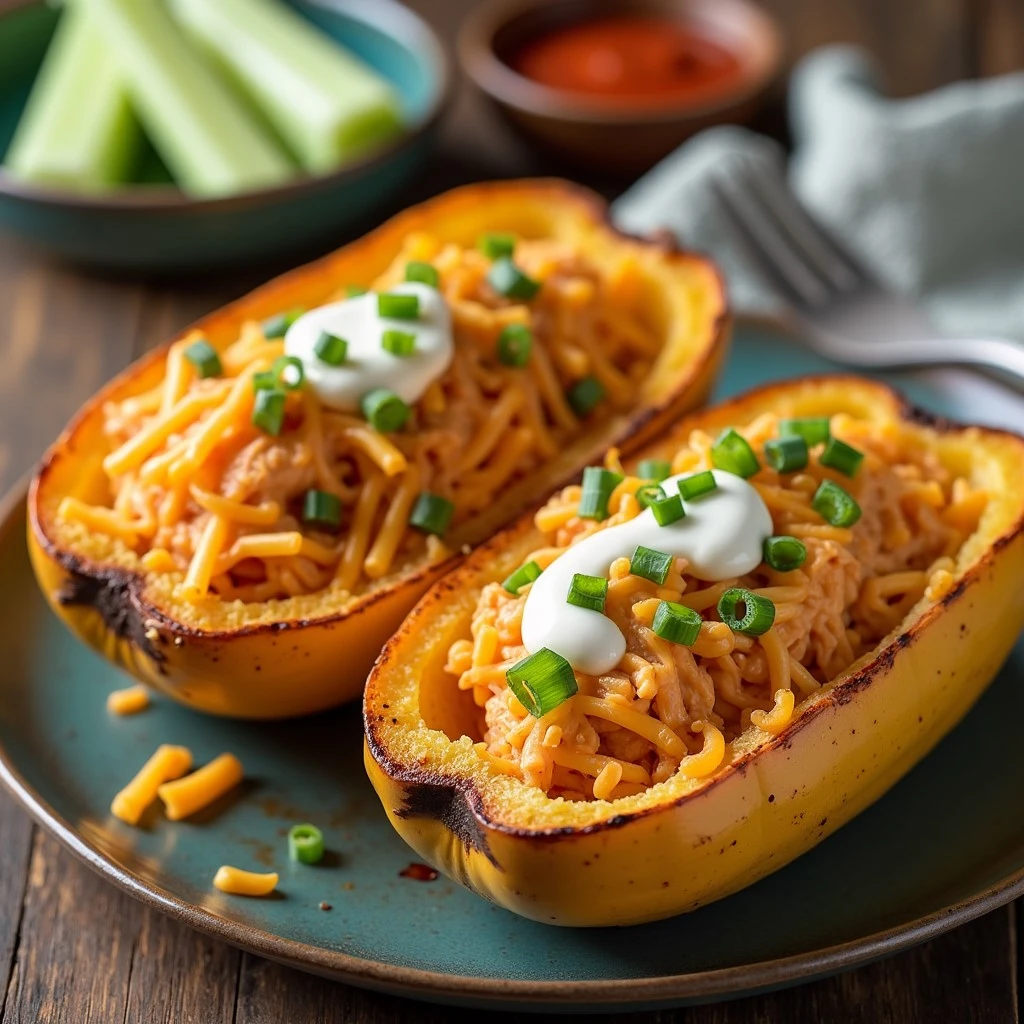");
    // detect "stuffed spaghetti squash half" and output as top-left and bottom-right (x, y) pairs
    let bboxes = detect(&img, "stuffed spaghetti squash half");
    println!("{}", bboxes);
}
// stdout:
(28, 180), (727, 719)
(364, 376), (1024, 926)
